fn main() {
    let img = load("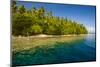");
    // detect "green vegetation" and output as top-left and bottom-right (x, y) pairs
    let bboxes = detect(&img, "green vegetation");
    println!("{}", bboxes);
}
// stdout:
(12, 1), (88, 36)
